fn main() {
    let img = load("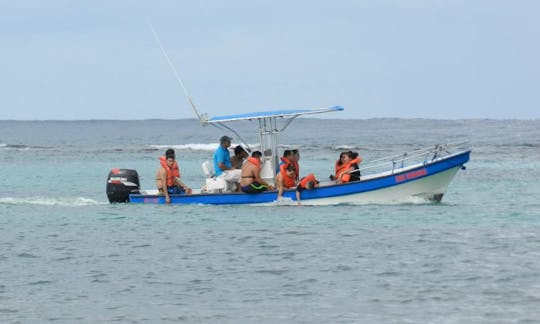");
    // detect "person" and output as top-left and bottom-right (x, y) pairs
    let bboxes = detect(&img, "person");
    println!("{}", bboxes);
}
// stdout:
(276, 149), (293, 174)
(347, 151), (361, 182)
(240, 151), (274, 193)
(156, 148), (192, 204)
(213, 135), (233, 176)
(213, 135), (242, 190)
(276, 165), (319, 204)
(290, 149), (301, 180)
(277, 149), (300, 180)
(295, 173), (319, 204)
(333, 150), (362, 184)
(275, 163), (297, 199)
(230, 145), (249, 169)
